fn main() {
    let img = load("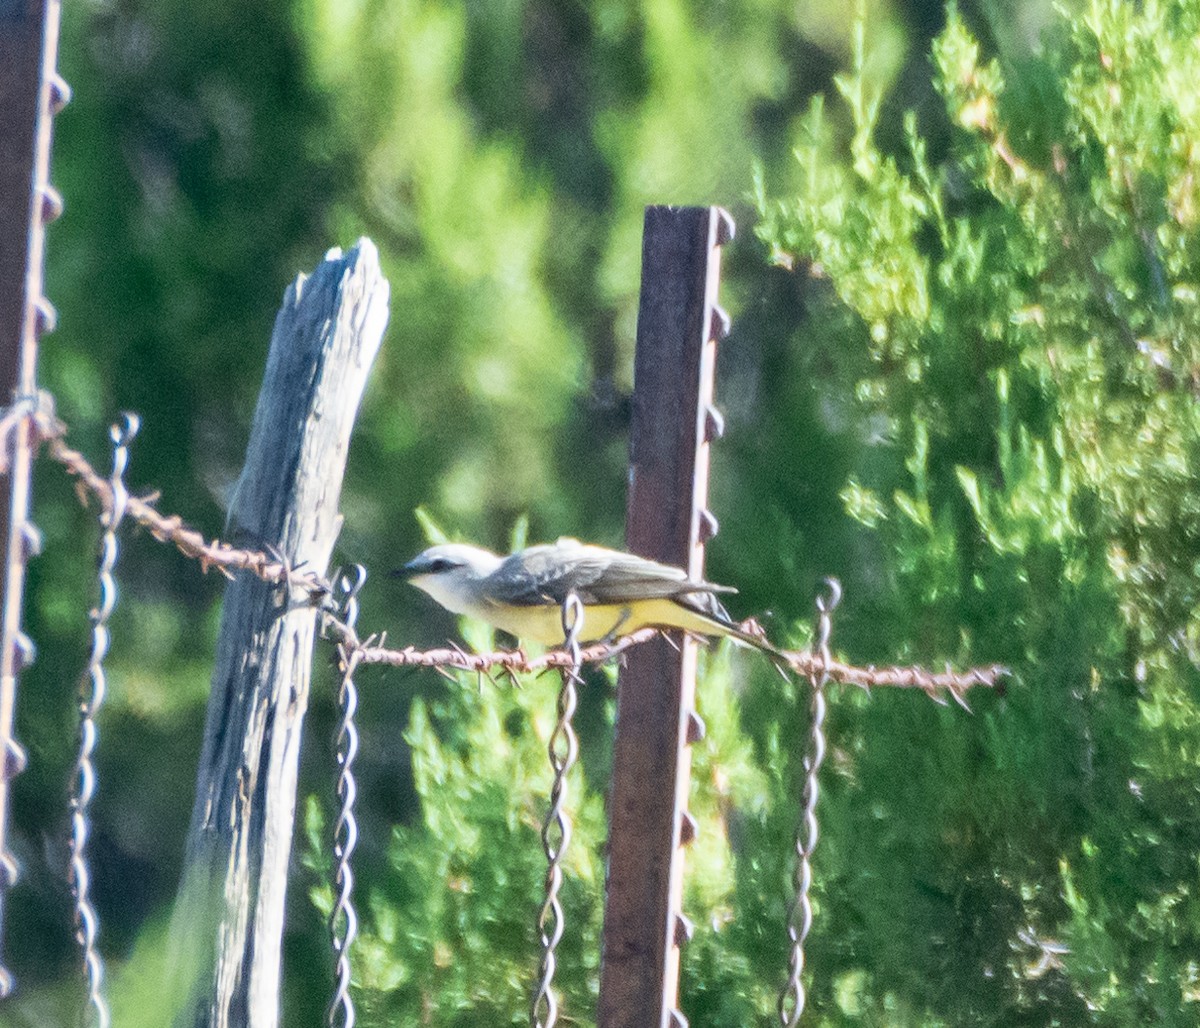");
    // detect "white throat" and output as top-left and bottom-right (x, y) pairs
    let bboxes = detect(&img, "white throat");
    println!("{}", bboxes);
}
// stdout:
(414, 571), (484, 616)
